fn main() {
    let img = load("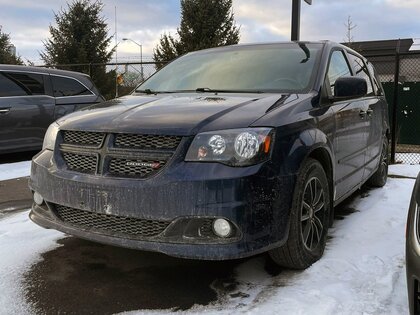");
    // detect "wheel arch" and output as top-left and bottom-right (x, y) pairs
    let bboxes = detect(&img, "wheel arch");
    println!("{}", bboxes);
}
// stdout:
(283, 127), (335, 226)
